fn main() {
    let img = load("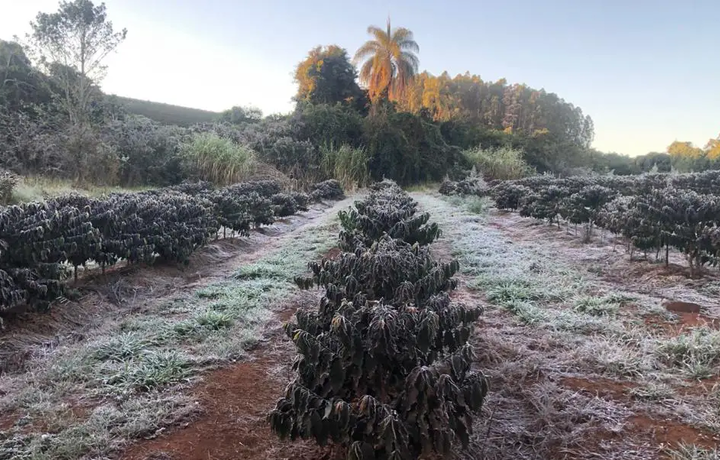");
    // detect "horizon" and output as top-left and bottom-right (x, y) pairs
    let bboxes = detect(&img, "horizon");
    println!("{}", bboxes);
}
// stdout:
(2, 0), (719, 157)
